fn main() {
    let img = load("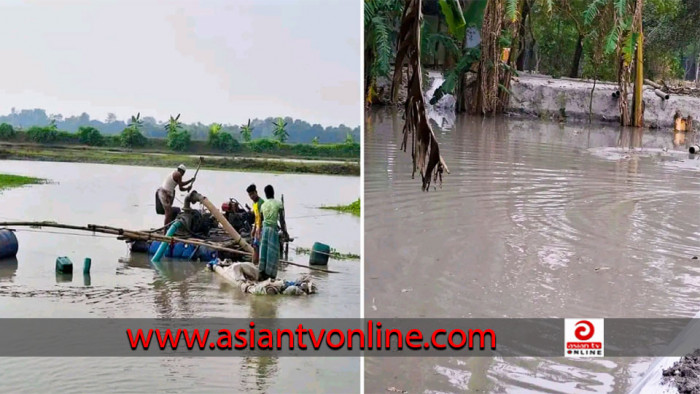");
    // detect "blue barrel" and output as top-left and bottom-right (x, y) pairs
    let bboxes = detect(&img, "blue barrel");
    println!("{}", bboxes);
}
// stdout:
(309, 242), (330, 266)
(0, 230), (19, 259)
